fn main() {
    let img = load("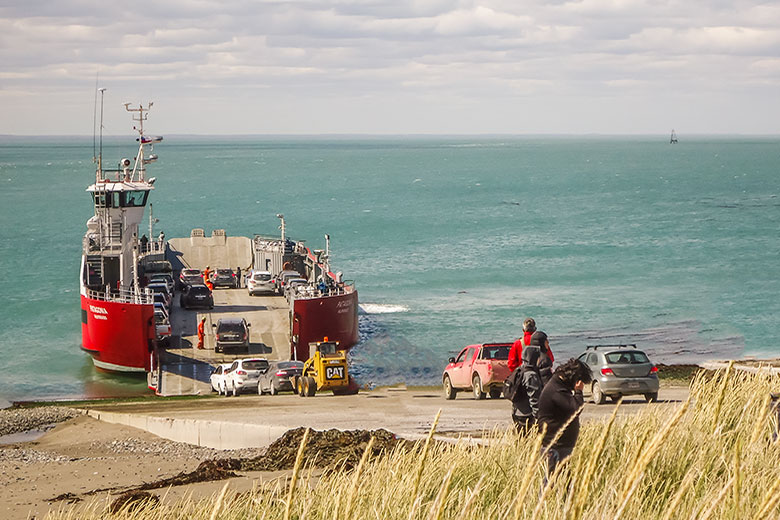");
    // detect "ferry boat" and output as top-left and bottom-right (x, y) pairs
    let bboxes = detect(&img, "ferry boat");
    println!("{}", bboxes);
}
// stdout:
(80, 97), (358, 379)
